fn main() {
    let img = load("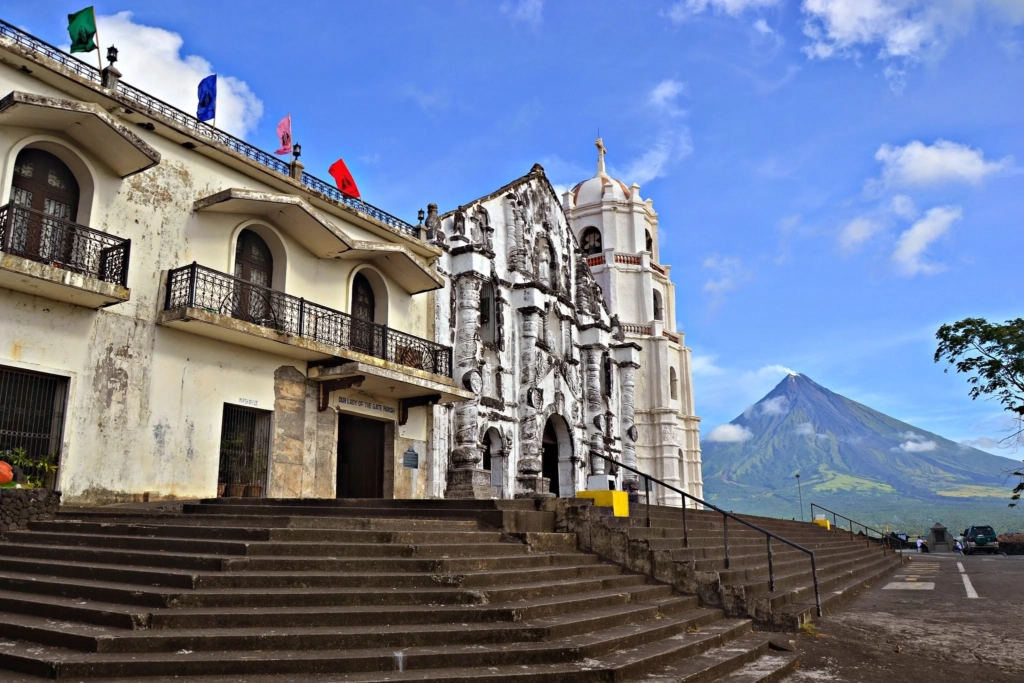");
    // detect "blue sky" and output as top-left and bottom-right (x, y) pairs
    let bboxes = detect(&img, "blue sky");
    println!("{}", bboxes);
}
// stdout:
(7, 1), (1023, 459)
